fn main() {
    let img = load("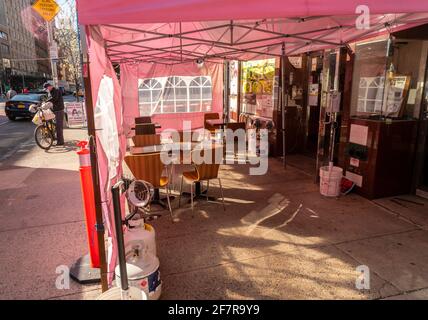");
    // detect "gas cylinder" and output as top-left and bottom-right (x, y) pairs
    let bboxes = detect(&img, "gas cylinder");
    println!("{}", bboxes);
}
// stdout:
(125, 219), (157, 257)
(115, 240), (162, 300)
